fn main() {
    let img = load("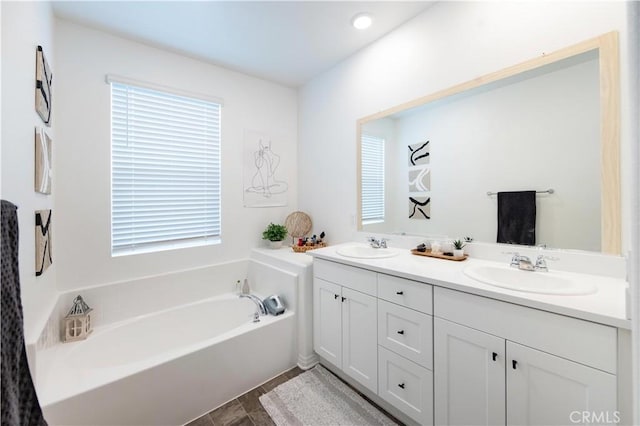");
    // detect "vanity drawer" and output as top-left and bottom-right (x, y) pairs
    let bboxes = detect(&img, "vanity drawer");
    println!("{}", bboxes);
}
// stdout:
(313, 259), (377, 296)
(434, 287), (617, 373)
(378, 346), (433, 425)
(378, 274), (432, 314)
(378, 300), (432, 369)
